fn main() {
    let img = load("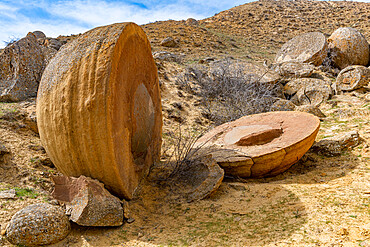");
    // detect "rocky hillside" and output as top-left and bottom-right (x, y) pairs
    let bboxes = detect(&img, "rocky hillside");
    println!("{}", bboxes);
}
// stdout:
(144, 0), (370, 62)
